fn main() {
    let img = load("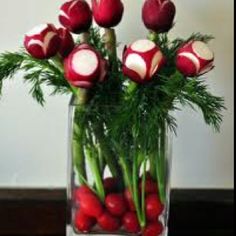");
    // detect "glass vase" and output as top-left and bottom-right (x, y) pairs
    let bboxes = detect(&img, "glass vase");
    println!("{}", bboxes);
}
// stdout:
(67, 96), (173, 236)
